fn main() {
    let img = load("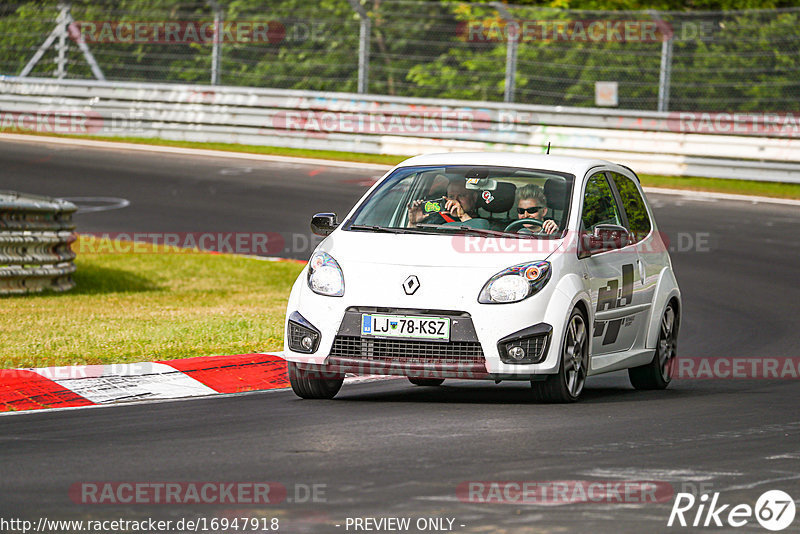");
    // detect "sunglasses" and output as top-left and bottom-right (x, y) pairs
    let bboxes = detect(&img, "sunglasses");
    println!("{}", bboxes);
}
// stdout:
(517, 207), (544, 215)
